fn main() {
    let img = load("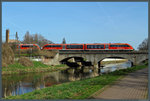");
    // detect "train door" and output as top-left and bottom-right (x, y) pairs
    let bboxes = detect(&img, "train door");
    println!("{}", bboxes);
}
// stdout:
(62, 44), (66, 50)
(105, 45), (109, 50)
